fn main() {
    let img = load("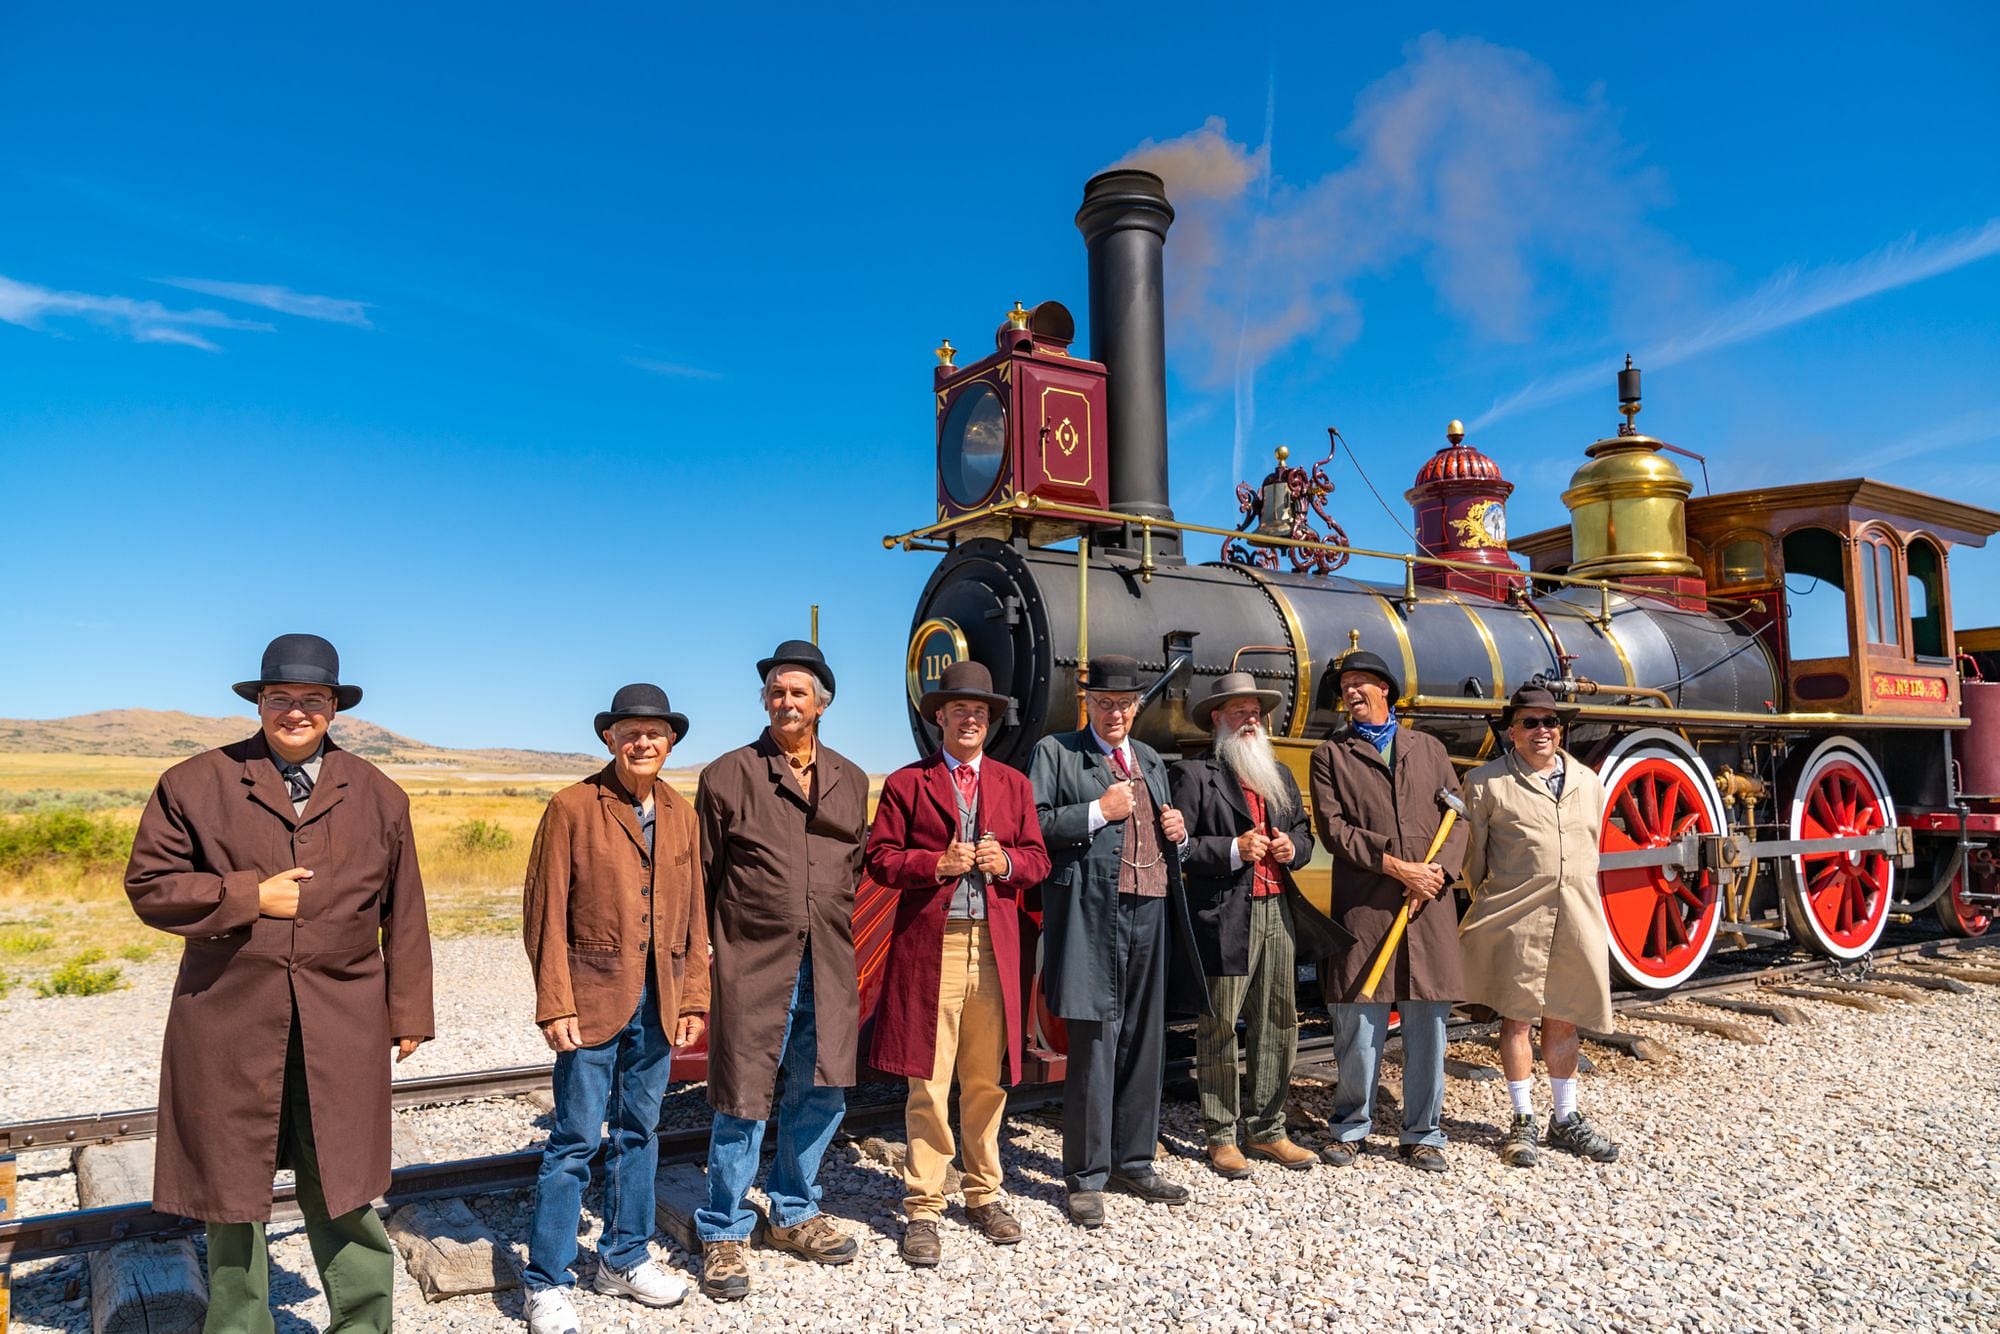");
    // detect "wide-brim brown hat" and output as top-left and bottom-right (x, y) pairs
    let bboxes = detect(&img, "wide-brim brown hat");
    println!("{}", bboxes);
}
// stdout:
(918, 660), (1012, 719)
(1494, 683), (1579, 732)
(232, 633), (362, 711)
(1191, 670), (1283, 731)
(594, 682), (690, 743)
